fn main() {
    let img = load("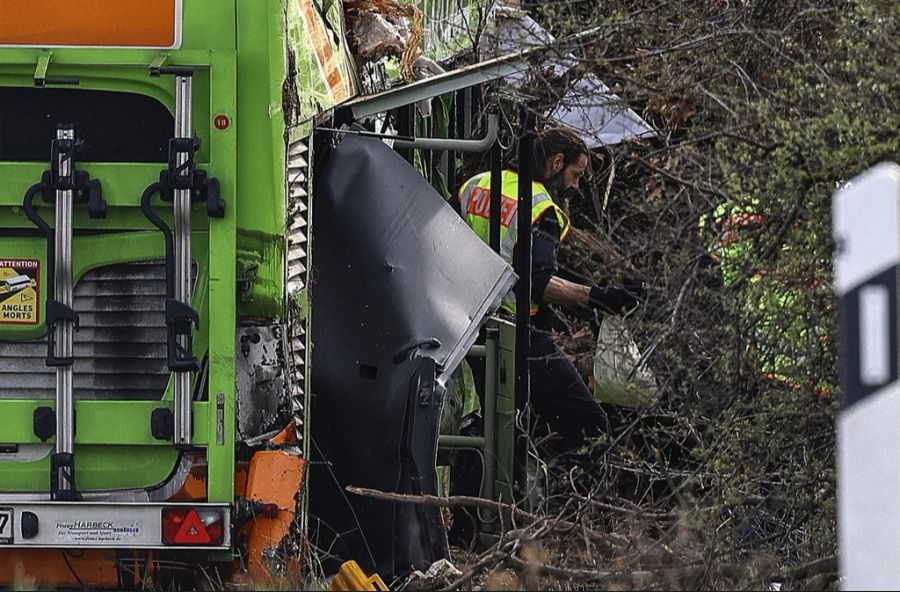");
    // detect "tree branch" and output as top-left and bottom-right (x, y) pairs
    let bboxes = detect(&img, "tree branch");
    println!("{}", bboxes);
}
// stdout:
(345, 486), (612, 544)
